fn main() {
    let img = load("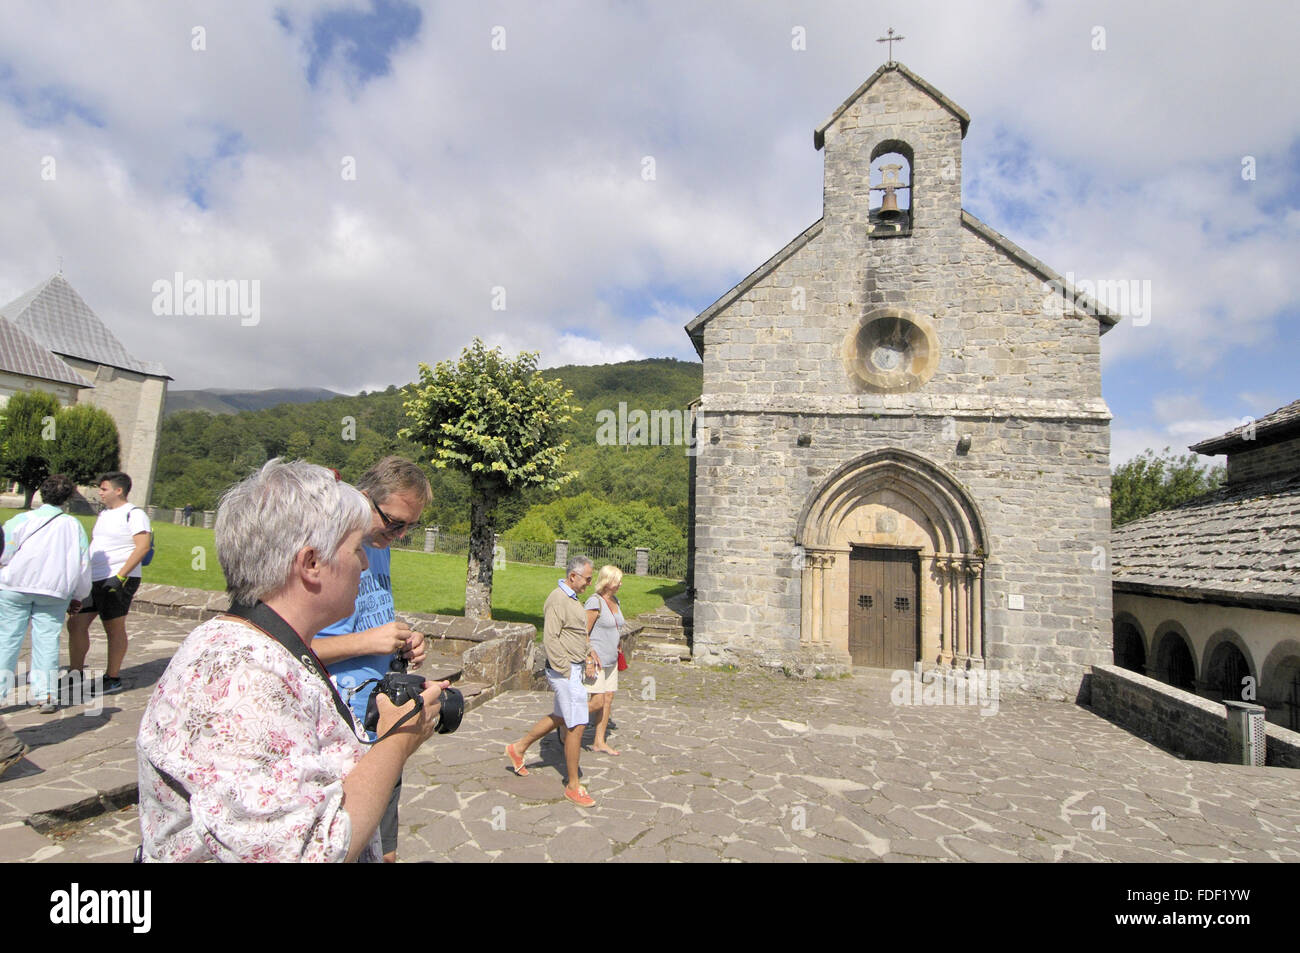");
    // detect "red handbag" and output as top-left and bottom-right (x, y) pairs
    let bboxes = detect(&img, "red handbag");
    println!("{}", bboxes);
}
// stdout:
(617, 650), (629, 672)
